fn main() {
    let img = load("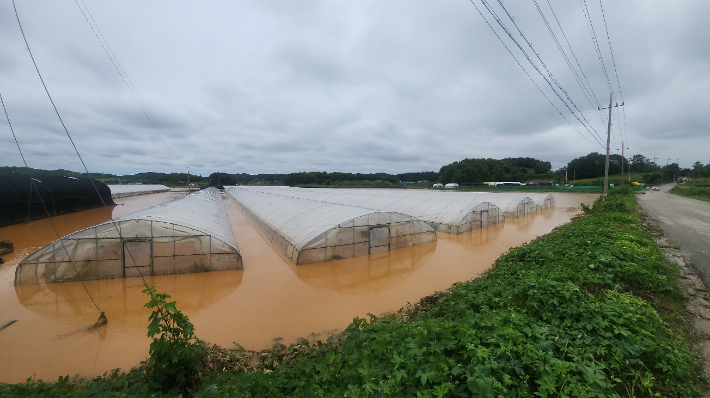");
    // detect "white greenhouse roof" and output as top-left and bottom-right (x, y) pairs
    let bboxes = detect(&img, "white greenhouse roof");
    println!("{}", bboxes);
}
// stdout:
(236, 186), (503, 234)
(15, 188), (241, 285)
(225, 187), (436, 264)
(108, 184), (170, 198)
(377, 190), (554, 218)
(113, 187), (238, 250)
